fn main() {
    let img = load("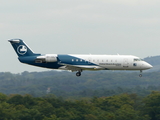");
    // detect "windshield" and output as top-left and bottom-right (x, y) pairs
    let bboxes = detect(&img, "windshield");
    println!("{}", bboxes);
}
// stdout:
(134, 58), (143, 61)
